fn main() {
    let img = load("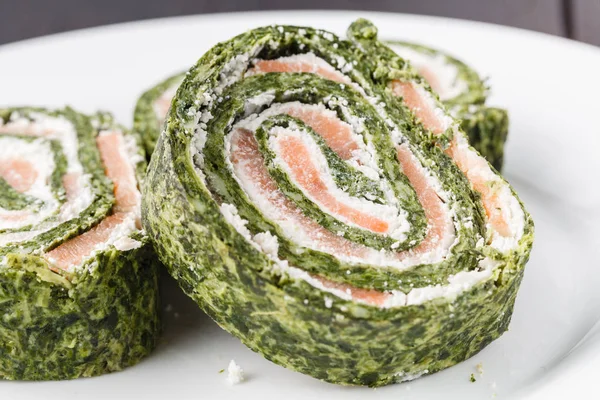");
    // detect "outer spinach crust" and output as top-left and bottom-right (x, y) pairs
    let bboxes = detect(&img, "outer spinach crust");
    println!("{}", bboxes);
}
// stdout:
(0, 243), (160, 380)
